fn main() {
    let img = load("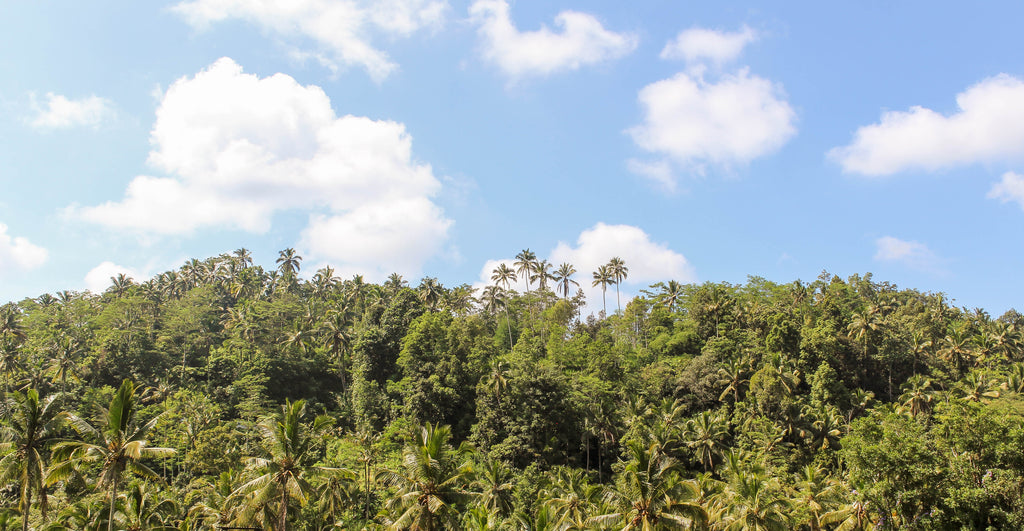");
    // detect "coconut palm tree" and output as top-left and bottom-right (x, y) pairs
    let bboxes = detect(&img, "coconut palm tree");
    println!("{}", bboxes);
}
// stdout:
(591, 266), (613, 317)
(590, 440), (704, 530)
(418, 277), (445, 312)
(685, 411), (729, 473)
(542, 466), (601, 530)
(552, 263), (579, 299)
(658, 280), (685, 312)
(898, 375), (935, 417)
(514, 249), (537, 293)
(607, 257), (628, 313)
(0, 389), (63, 531)
(118, 481), (180, 530)
(468, 455), (515, 518)
(531, 260), (554, 292)
(491, 265), (517, 348)
(379, 423), (471, 531)
(48, 379), (175, 531)
(275, 248), (302, 276)
(715, 466), (790, 530)
(231, 399), (334, 531)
